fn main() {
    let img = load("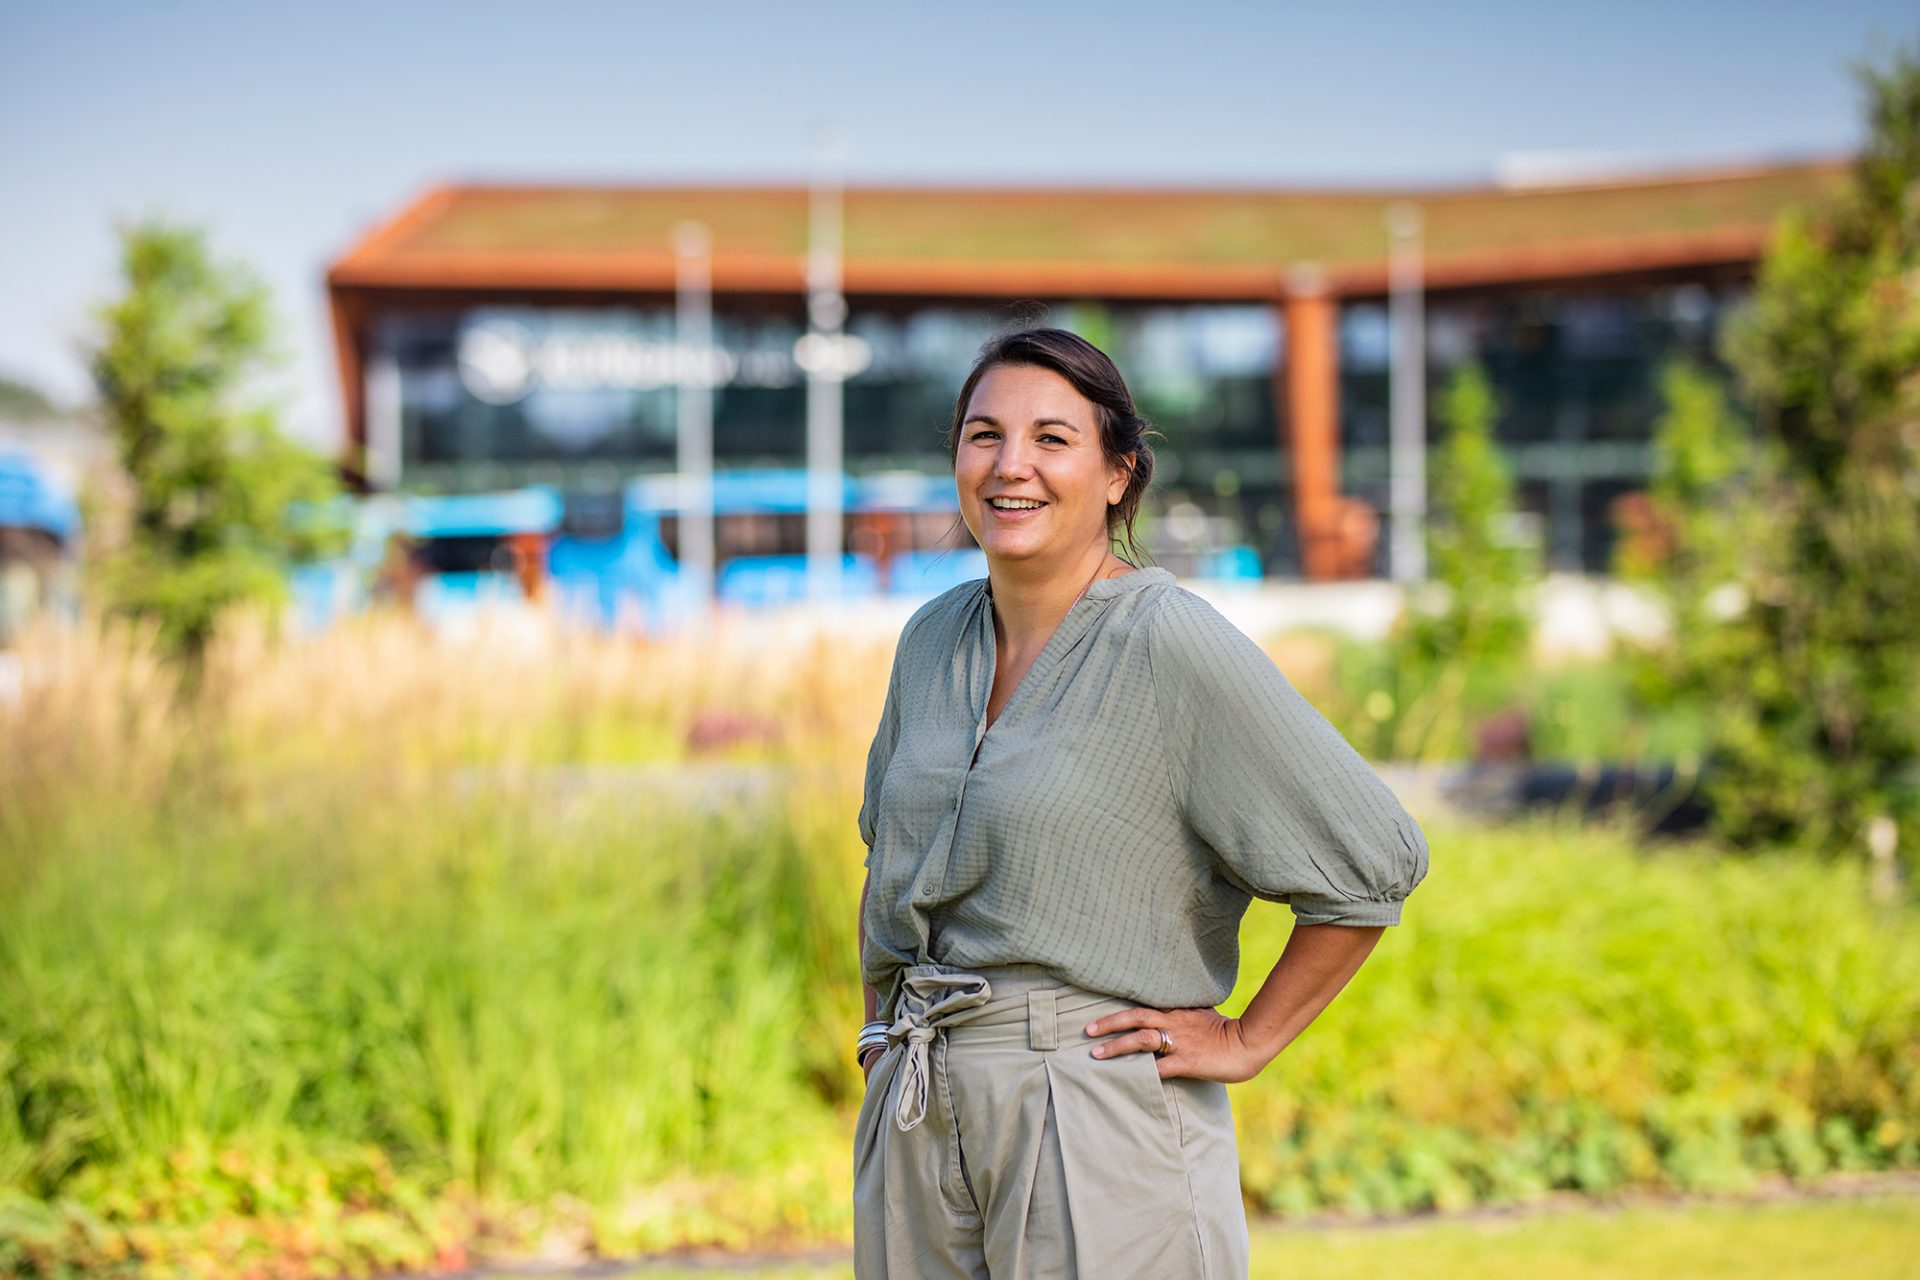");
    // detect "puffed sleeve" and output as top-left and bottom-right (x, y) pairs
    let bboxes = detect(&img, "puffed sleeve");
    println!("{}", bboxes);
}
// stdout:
(857, 625), (908, 865)
(1147, 589), (1429, 926)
